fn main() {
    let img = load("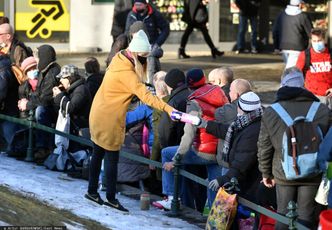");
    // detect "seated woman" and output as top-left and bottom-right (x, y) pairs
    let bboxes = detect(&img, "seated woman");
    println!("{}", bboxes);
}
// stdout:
(52, 64), (92, 153)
